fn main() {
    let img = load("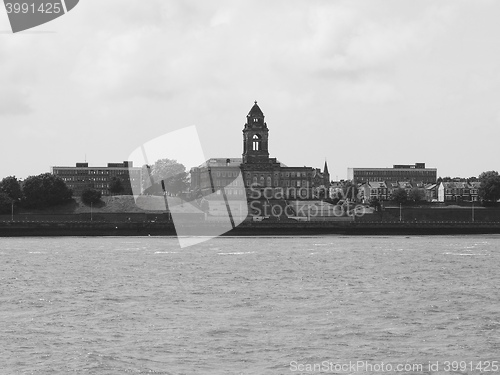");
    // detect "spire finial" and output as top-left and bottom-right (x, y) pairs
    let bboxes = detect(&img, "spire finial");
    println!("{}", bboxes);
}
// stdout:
(254, 100), (257, 105)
